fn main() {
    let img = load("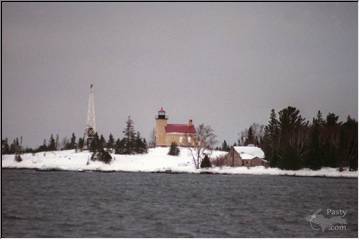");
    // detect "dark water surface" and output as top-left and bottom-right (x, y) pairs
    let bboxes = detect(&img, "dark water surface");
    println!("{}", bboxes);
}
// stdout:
(2, 169), (358, 237)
